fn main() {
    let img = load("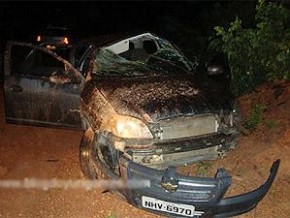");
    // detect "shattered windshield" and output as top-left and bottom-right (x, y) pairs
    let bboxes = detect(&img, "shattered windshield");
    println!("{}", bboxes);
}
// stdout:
(92, 34), (198, 77)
